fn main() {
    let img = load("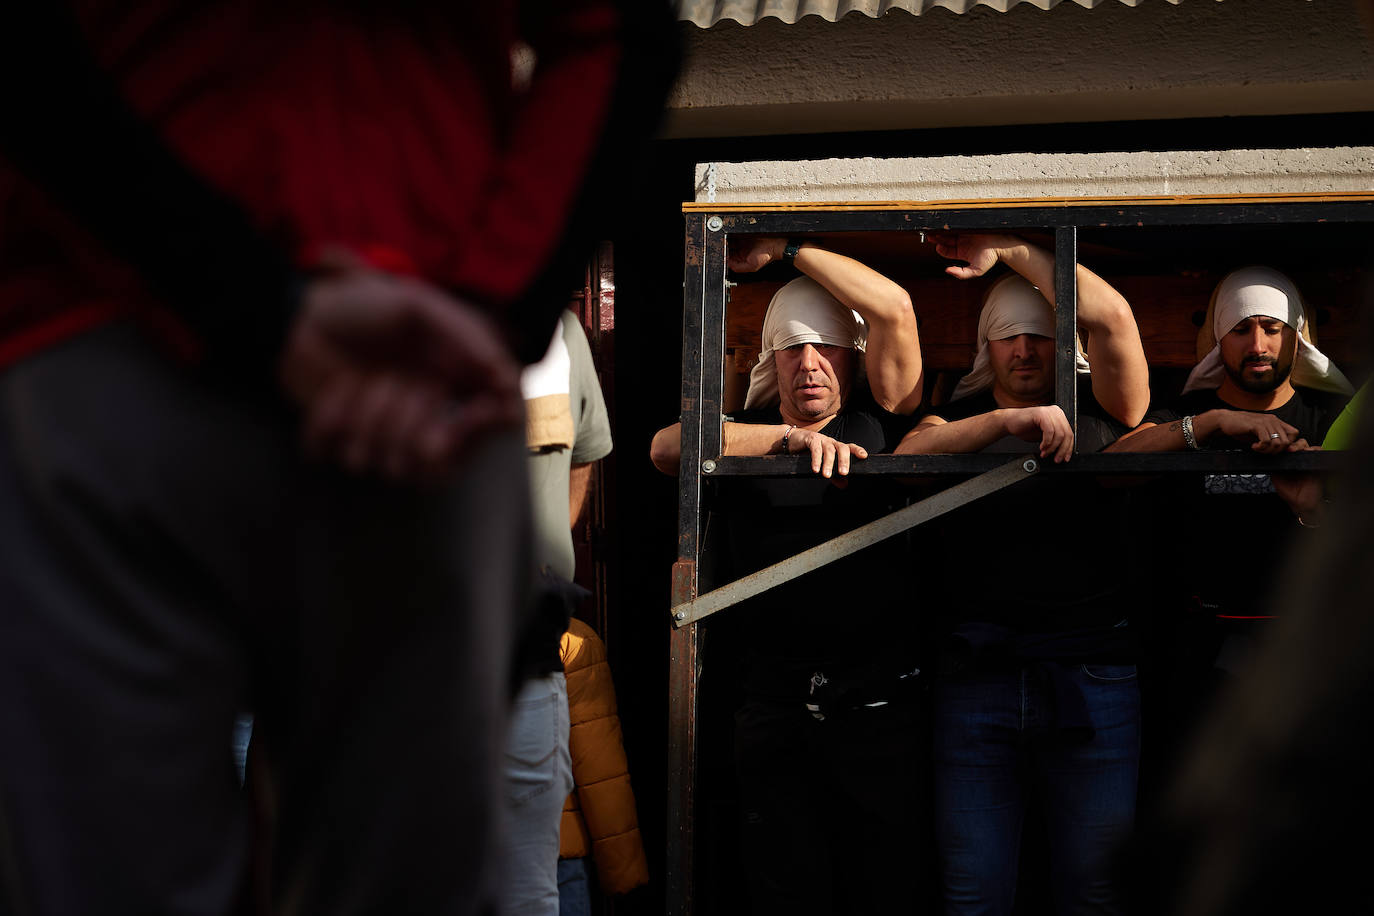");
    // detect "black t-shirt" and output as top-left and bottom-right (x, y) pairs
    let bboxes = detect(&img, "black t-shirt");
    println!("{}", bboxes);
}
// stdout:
(919, 378), (1138, 644)
(710, 404), (919, 695)
(1142, 386), (1347, 615)
(1145, 386), (1346, 448)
